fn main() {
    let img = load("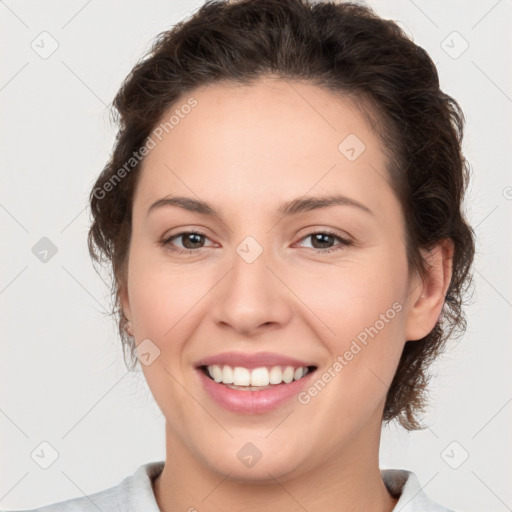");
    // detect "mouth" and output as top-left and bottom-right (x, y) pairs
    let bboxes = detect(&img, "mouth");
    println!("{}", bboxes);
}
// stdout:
(198, 364), (318, 391)
(193, 352), (320, 413)
(196, 363), (318, 413)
